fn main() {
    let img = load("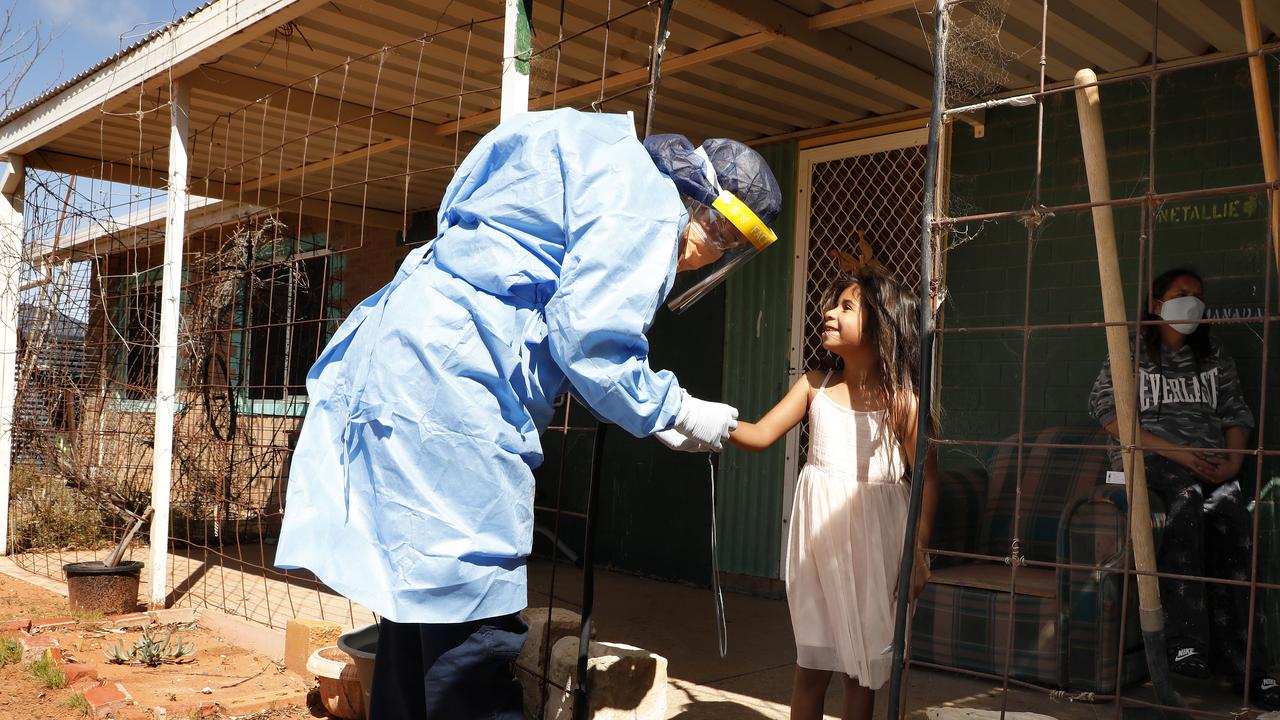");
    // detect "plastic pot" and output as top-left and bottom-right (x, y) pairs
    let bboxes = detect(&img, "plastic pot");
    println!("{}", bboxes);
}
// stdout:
(307, 645), (365, 720)
(338, 623), (378, 716)
(63, 561), (144, 615)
